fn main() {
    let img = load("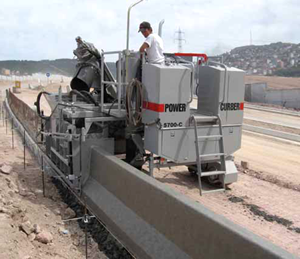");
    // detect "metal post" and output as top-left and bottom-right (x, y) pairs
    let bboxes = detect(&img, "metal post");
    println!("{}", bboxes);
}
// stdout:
(2, 105), (4, 126)
(42, 155), (45, 197)
(80, 129), (82, 173)
(84, 199), (88, 259)
(0, 102), (2, 121)
(23, 130), (26, 170)
(41, 111), (44, 142)
(100, 54), (104, 112)
(118, 52), (122, 113)
(5, 111), (7, 134)
(149, 153), (154, 177)
(85, 217), (88, 258)
(11, 118), (14, 149)
(126, 0), (144, 83)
